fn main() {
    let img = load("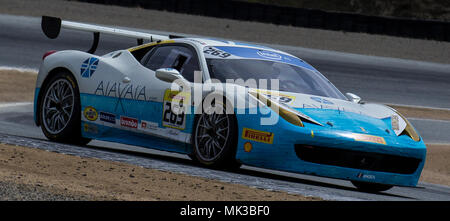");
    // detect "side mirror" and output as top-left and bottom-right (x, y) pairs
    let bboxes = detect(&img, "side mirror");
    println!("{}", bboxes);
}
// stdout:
(346, 92), (362, 104)
(155, 68), (182, 83)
